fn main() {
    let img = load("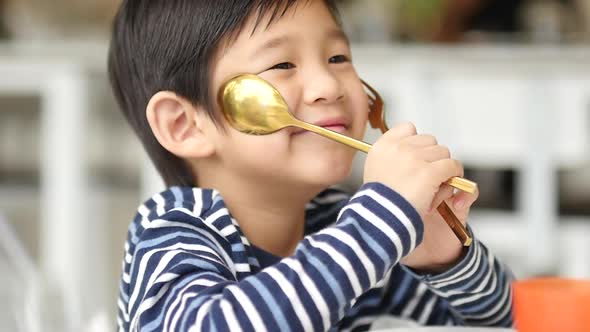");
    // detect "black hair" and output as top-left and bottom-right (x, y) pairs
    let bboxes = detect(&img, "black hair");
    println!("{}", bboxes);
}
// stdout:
(108, 0), (340, 187)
